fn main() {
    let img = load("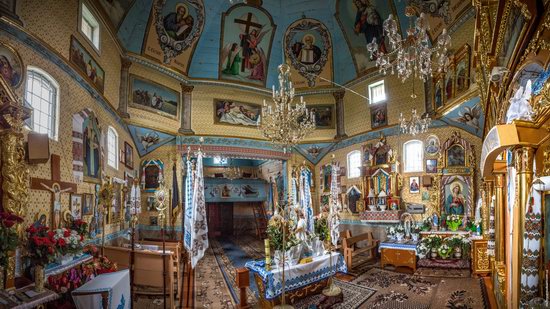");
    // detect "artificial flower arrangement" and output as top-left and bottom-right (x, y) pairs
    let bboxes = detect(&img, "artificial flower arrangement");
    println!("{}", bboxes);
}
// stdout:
(417, 234), (470, 259)
(266, 212), (298, 252)
(446, 214), (463, 231)
(411, 223), (422, 241)
(26, 225), (57, 266)
(71, 219), (88, 238)
(421, 216), (432, 231)
(0, 212), (23, 268)
(465, 218), (482, 235)
(445, 234), (471, 258)
(52, 228), (85, 256)
(437, 243), (452, 259)
(313, 214), (330, 242)
(417, 235), (443, 259)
